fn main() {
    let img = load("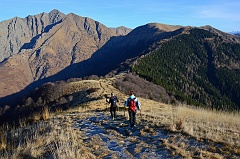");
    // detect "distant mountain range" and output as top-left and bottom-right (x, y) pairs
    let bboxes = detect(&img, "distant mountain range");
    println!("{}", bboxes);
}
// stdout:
(0, 9), (239, 110)
(230, 31), (240, 36)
